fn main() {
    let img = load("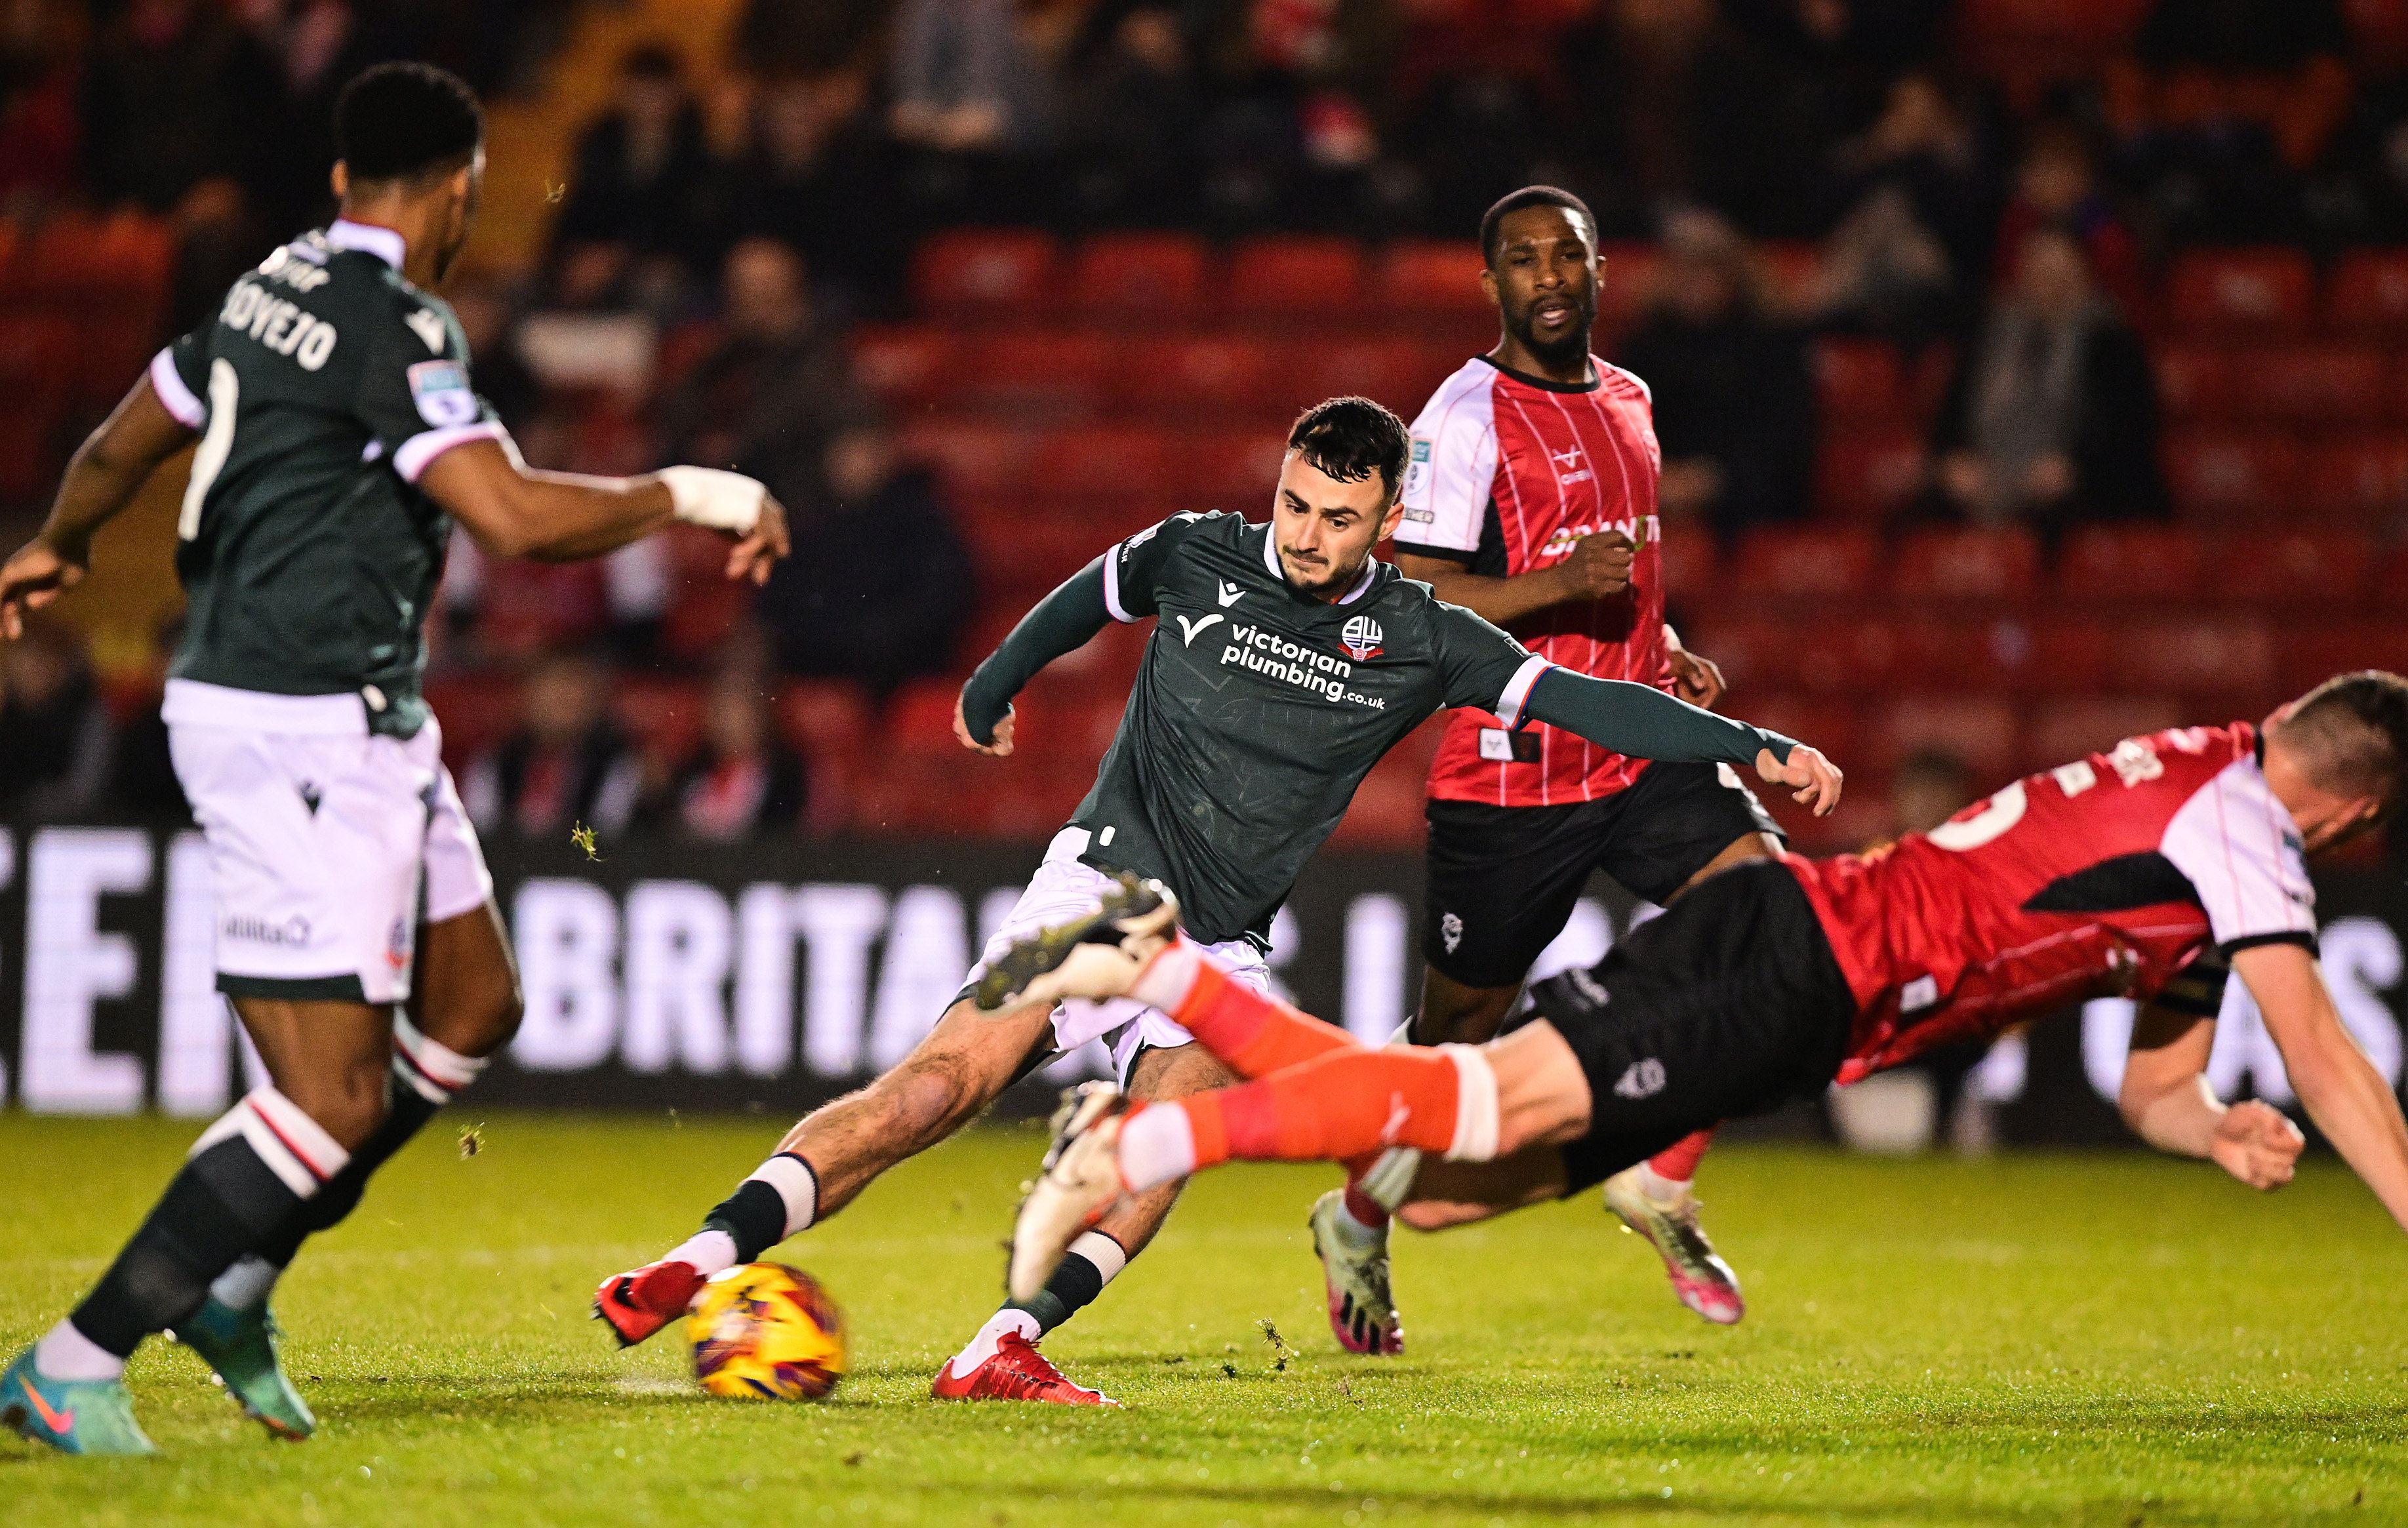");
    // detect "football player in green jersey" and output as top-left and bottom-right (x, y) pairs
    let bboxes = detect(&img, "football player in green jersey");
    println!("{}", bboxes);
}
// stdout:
(595, 397), (1839, 1405)
(0, 63), (787, 1455)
